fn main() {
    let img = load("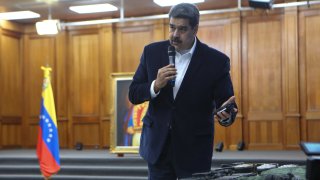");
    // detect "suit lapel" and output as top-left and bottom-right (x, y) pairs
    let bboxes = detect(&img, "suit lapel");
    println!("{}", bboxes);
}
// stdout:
(174, 40), (203, 102)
